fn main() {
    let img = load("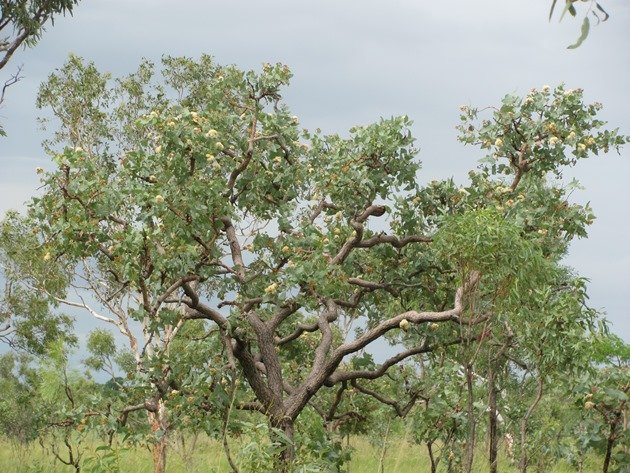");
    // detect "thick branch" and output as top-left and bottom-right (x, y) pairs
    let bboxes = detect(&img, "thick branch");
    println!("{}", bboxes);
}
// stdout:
(268, 302), (300, 331)
(182, 283), (229, 330)
(153, 275), (199, 312)
(331, 204), (385, 265)
(330, 272), (479, 364)
(220, 217), (245, 281)
(275, 308), (339, 345)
